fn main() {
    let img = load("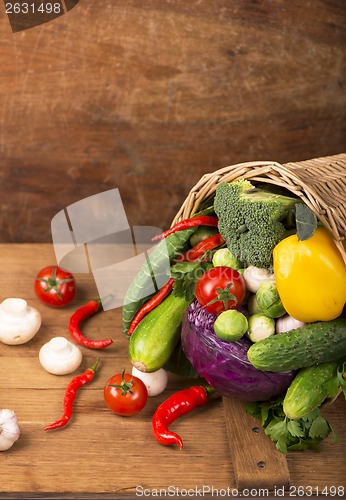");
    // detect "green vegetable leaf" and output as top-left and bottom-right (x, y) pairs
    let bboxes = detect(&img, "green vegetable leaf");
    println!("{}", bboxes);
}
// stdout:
(246, 396), (337, 454)
(260, 405), (270, 426)
(265, 419), (288, 442)
(302, 407), (320, 428)
(309, 415), (331, 439)
(295, 203), (318, 241)
(287, 420), (305, 438)
(276, 437), (288, 455)
(171, 261), (211, 301)
(170, 261), (201, 275)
